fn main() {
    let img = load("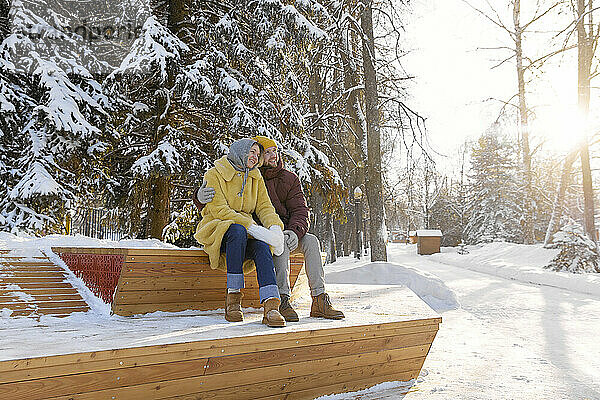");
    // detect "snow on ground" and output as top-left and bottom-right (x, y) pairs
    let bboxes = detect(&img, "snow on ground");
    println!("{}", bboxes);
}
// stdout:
(429, 242), (600, 297)
(2, 233), (600, 399)
(325, 262), (459, 312)
(324, 243), (600, 400)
